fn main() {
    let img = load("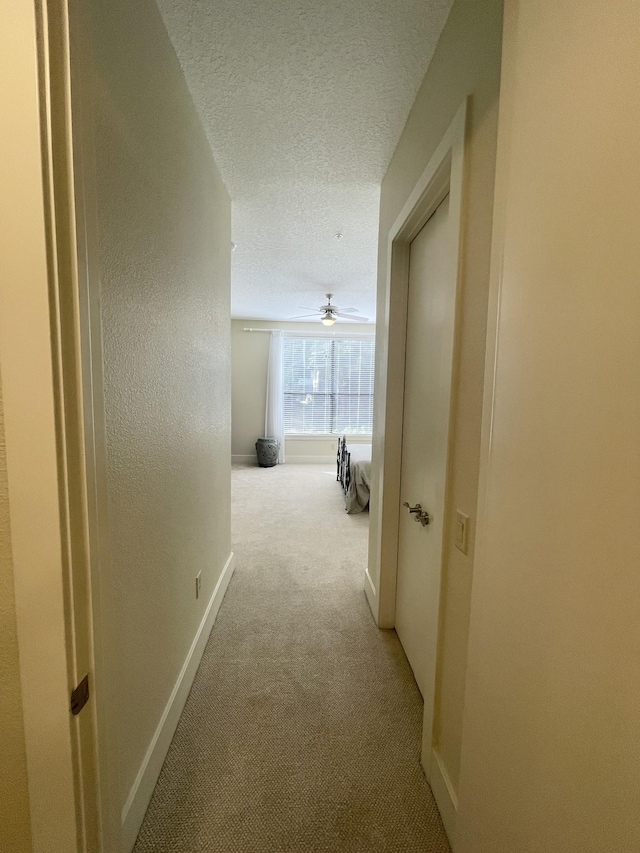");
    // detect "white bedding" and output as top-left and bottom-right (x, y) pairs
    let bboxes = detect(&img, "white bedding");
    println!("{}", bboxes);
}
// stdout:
(344, 443), (372, 514)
